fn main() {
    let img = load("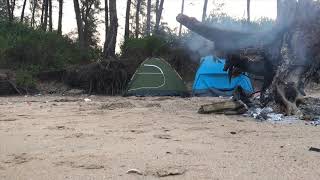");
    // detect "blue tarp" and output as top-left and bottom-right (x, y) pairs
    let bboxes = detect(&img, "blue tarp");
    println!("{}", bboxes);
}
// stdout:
(192, 55), (254, 96)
